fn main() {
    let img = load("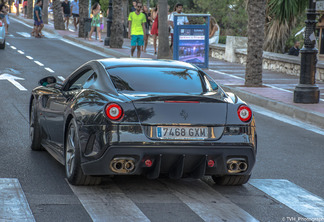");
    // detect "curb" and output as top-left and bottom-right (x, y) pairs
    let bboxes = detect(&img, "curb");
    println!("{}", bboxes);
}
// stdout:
(222, 85), (324, 129)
